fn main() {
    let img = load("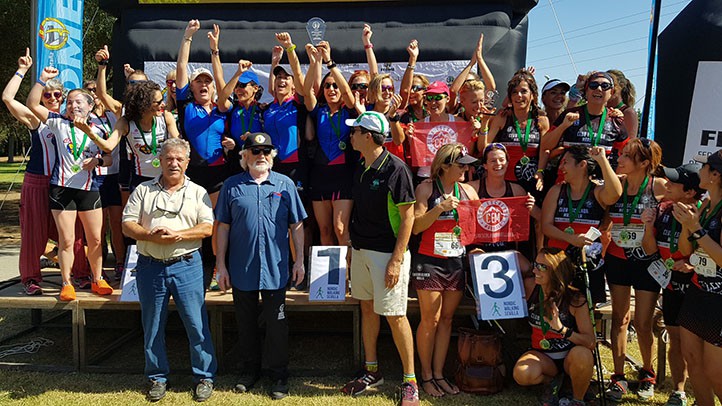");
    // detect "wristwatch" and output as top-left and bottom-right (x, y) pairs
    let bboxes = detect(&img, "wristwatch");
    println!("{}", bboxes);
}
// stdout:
(688, 228), (707, 242)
